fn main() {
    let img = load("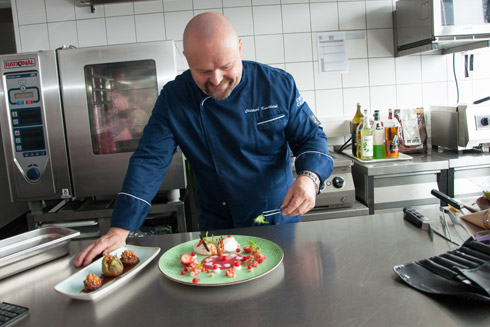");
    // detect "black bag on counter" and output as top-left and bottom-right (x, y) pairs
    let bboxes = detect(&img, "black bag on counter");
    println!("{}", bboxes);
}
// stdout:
(394, 238), (490, 302)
